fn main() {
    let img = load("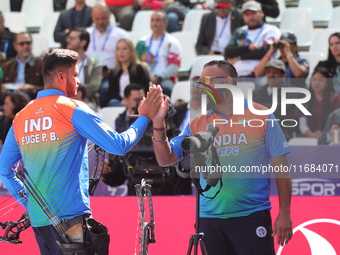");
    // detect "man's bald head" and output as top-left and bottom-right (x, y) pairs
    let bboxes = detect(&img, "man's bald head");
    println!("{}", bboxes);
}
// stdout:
(92, 2), (111, 33)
